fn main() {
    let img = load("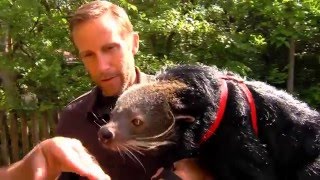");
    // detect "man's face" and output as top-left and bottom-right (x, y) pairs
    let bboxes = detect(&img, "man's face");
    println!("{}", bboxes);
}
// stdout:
(72, 14), (139, 96)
